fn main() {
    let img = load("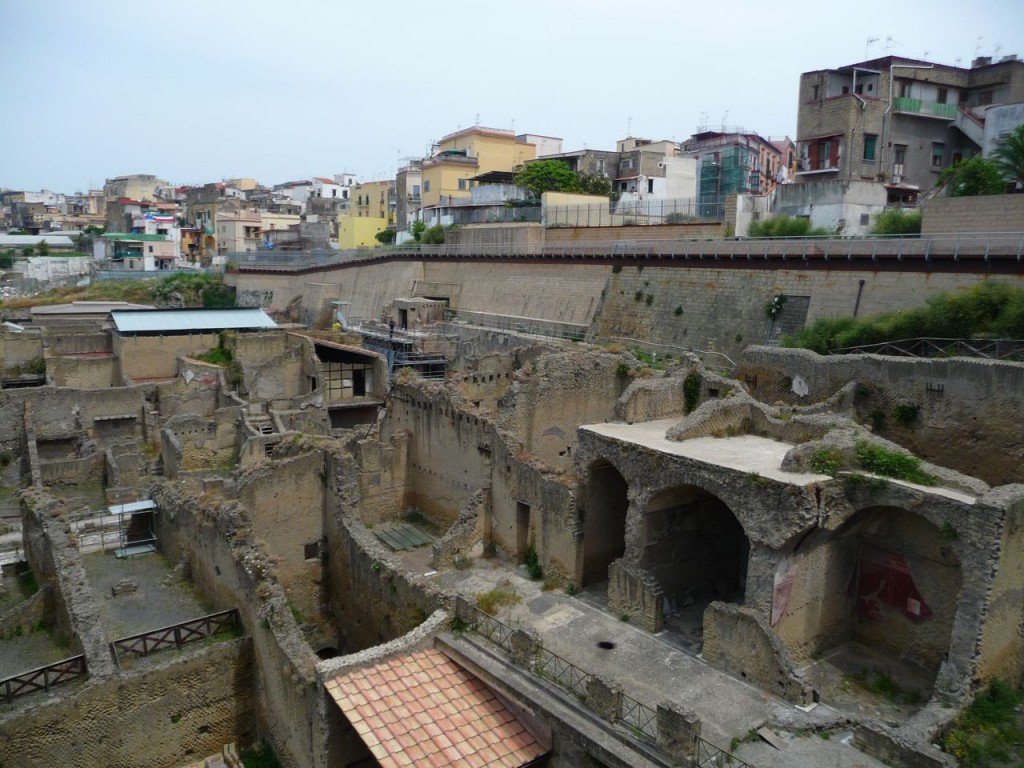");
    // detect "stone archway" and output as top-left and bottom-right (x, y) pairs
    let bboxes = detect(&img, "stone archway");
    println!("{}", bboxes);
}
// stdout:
(580, 460), (629, 587)
(641, 485), (750, 649)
